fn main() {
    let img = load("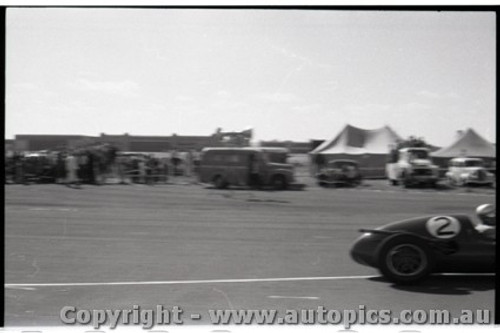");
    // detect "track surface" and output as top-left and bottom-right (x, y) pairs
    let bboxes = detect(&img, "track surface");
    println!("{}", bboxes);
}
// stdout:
(5, 181), (495, 327)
